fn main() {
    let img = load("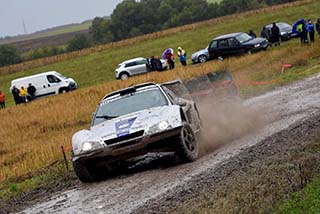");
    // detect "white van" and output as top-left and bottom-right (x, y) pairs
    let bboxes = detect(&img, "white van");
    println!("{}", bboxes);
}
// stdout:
(10, 71), (77, 98)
